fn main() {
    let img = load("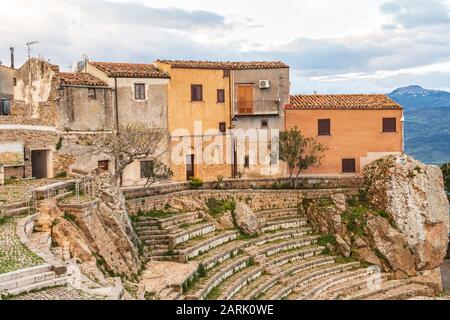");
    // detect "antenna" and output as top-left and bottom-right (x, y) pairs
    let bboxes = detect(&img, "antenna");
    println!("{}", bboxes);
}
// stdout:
(26, 41), (39, 59)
